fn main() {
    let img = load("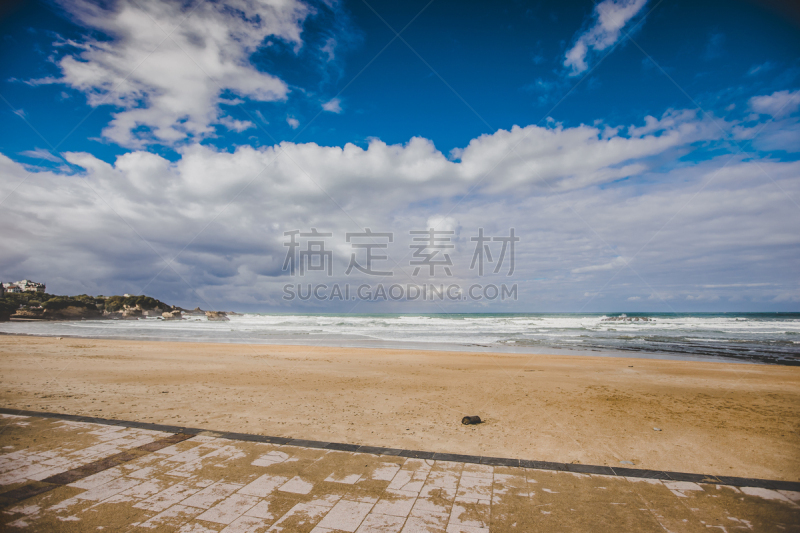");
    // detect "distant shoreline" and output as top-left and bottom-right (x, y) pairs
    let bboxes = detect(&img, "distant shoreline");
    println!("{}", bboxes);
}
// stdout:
(1, 311), (798, 365)
(0, 330), (761, 365)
